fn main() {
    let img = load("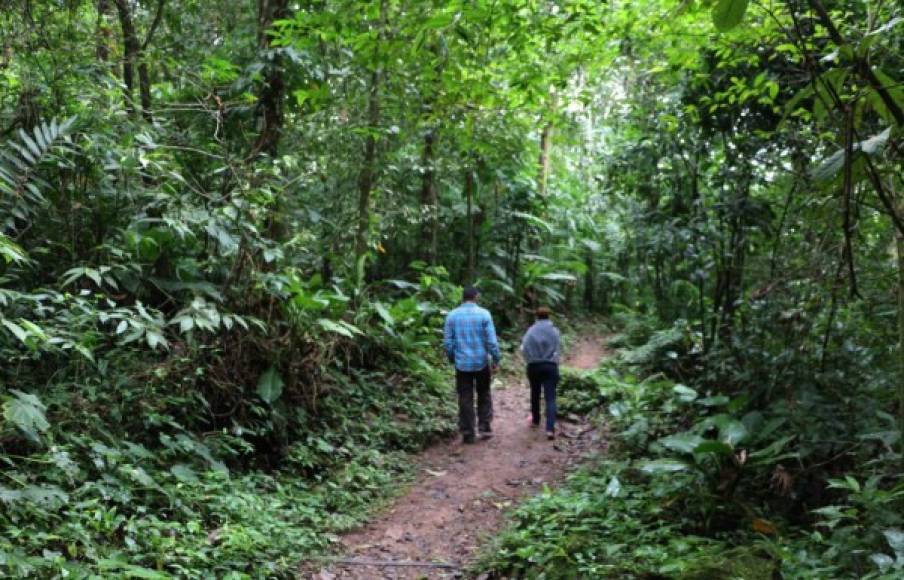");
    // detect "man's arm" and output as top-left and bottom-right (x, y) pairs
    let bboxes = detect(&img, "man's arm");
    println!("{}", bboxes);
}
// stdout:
(443, 314), (456, 364)
(485, 314), (501, 365)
